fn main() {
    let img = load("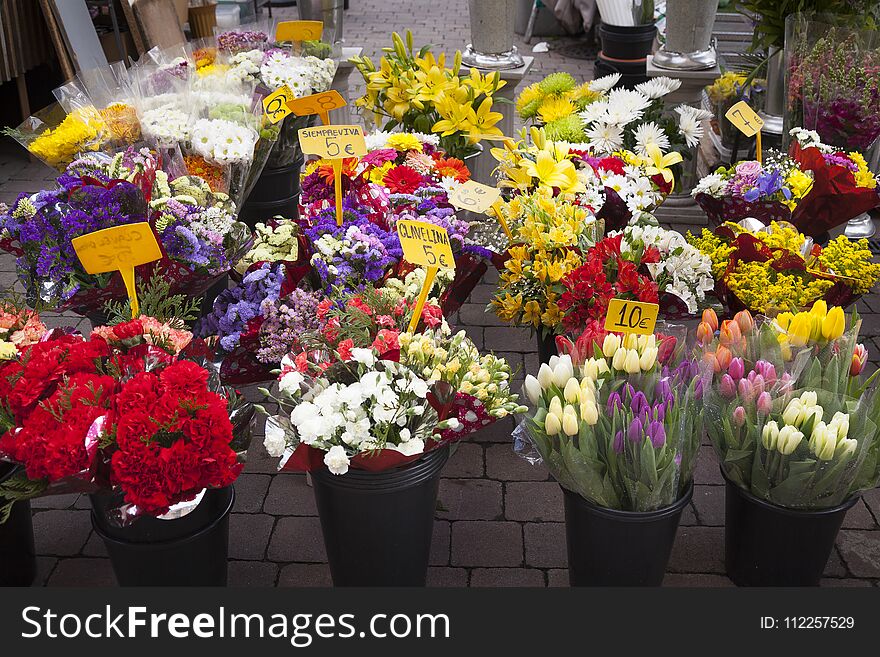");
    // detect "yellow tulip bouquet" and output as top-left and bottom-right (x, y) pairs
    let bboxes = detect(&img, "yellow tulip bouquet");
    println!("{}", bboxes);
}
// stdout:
(351, 31), (506, 160)
(699, 301), (880, 509)
(488, 189), (603, 335)
(688, 220), (880, 315)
